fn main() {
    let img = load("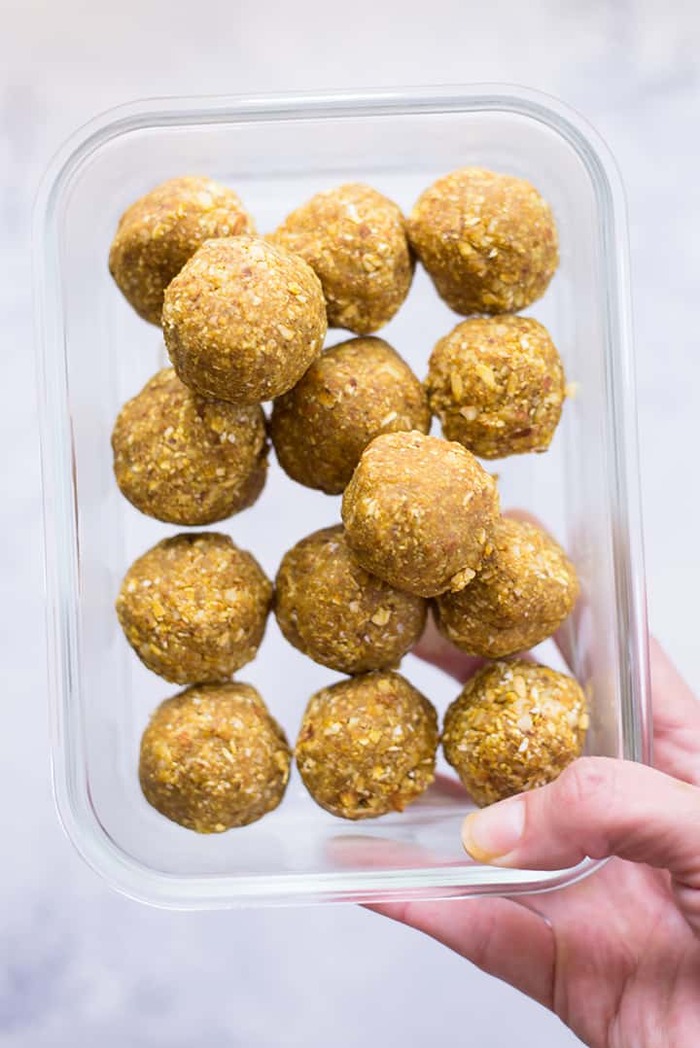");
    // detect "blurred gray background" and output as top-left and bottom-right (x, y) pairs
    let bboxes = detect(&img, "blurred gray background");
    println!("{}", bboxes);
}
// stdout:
(1, 1), (698, 1045)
